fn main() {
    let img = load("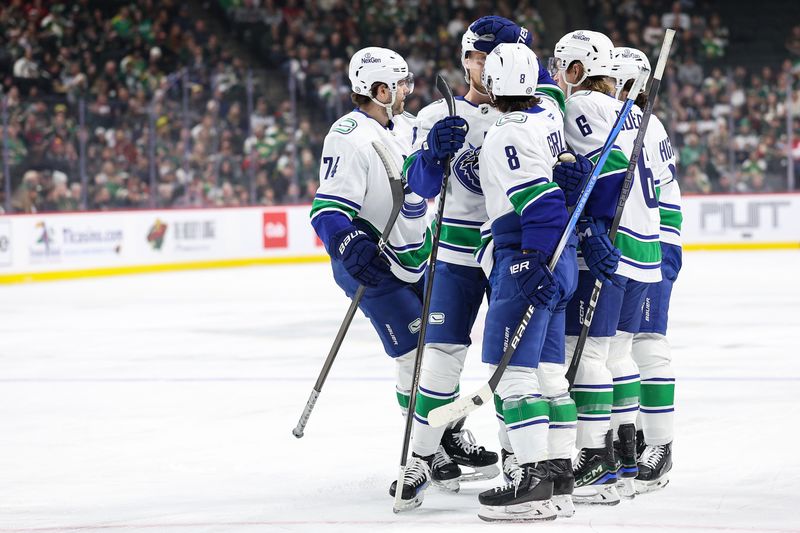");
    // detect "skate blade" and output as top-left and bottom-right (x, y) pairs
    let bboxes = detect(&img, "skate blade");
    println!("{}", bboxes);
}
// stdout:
(552, 494), (575, 518)
(478, 500), (557, 522)
(457, 464), (501, 482)
(616, 477), (636, 499)
(573, 483), (620, 505)
(431, 477), (460, 493)
(634, 474), (670, 494)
